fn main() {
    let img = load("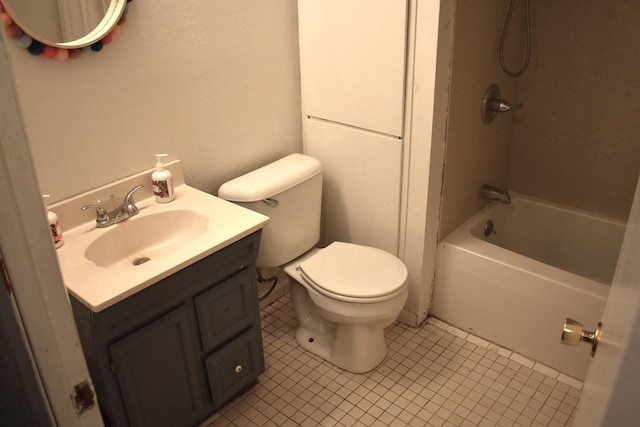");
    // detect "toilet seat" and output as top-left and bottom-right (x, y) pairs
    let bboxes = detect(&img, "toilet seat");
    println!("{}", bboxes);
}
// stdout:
(298, 242), (408, 303)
